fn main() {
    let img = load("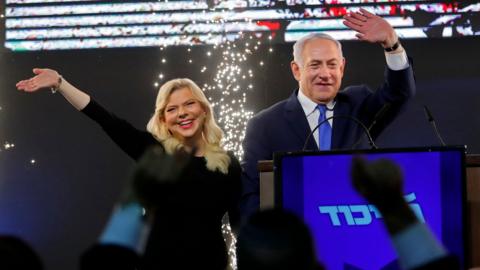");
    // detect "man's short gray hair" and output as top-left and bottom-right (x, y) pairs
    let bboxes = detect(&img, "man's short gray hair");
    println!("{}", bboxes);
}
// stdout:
(292, 33), (343, 66)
